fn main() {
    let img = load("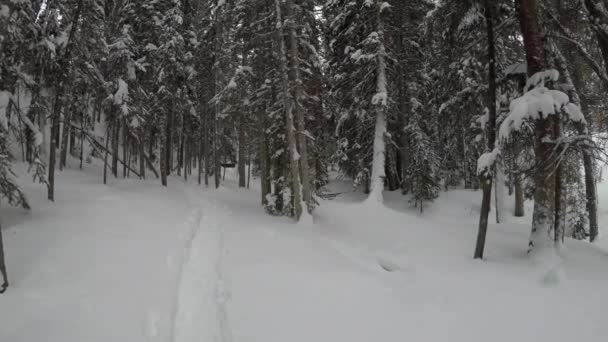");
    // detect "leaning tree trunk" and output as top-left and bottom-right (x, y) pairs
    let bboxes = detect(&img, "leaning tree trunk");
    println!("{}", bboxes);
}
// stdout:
(518, 0), (559, 255)
(474, 0), (498, 259)
(0, 220), (8, 293)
